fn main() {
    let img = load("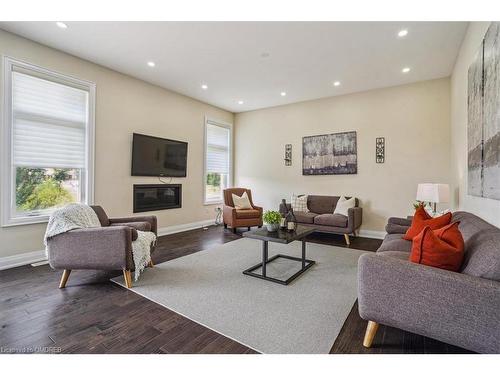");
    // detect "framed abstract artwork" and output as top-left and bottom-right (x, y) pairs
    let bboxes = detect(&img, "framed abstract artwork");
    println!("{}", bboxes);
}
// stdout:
(302, 131), (357, 175)
(468, 22), (500, 200)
